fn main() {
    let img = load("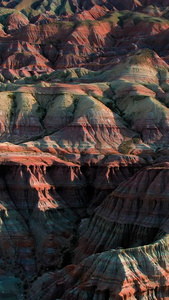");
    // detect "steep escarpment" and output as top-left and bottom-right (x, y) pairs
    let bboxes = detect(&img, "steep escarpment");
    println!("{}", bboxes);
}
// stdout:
(29, 235), (169, 299)
(27, 160), (169, 299)
(75, 162), (169, 261)
(0, 151), (145, 299)
(0, 156), (77, 276)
